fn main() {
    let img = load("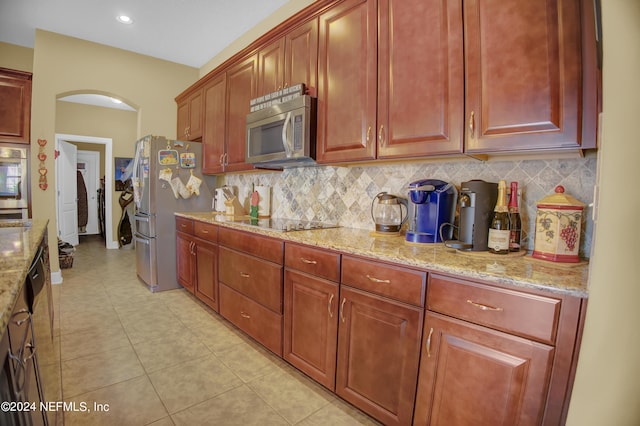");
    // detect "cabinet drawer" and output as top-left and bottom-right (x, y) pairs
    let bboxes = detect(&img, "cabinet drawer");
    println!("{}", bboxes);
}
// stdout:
(194, 221), (218, 241)
(427, 274), (561, 344)
(219, 247), (283, 313)
(175, 217), (194, 234)
(285, 243), (340, 282)
(219, 227), (283, 264)
(341, 256), (426, 307)
(219, 283), (283, 357)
